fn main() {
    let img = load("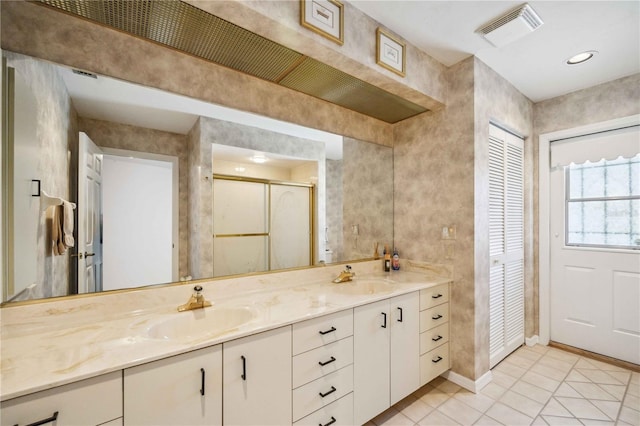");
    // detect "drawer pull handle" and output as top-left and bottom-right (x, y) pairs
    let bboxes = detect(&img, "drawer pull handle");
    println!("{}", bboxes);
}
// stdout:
(381, 312), (387, 328)
(319, 386), (337, 398)
(241, 355), (247, 380)
(432, 294), (443, 299)
(319, 356), (336, 366)
(320, 416), (337, 426)
(23, 411), (59, 426)
(432, 314), (443, 320)
(432, 335), (443, 342)
(432, 356), (443, 363)
(319, 326), (336, 335)
(397, 307), (403, 322)
(200, 368), (205, 396)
